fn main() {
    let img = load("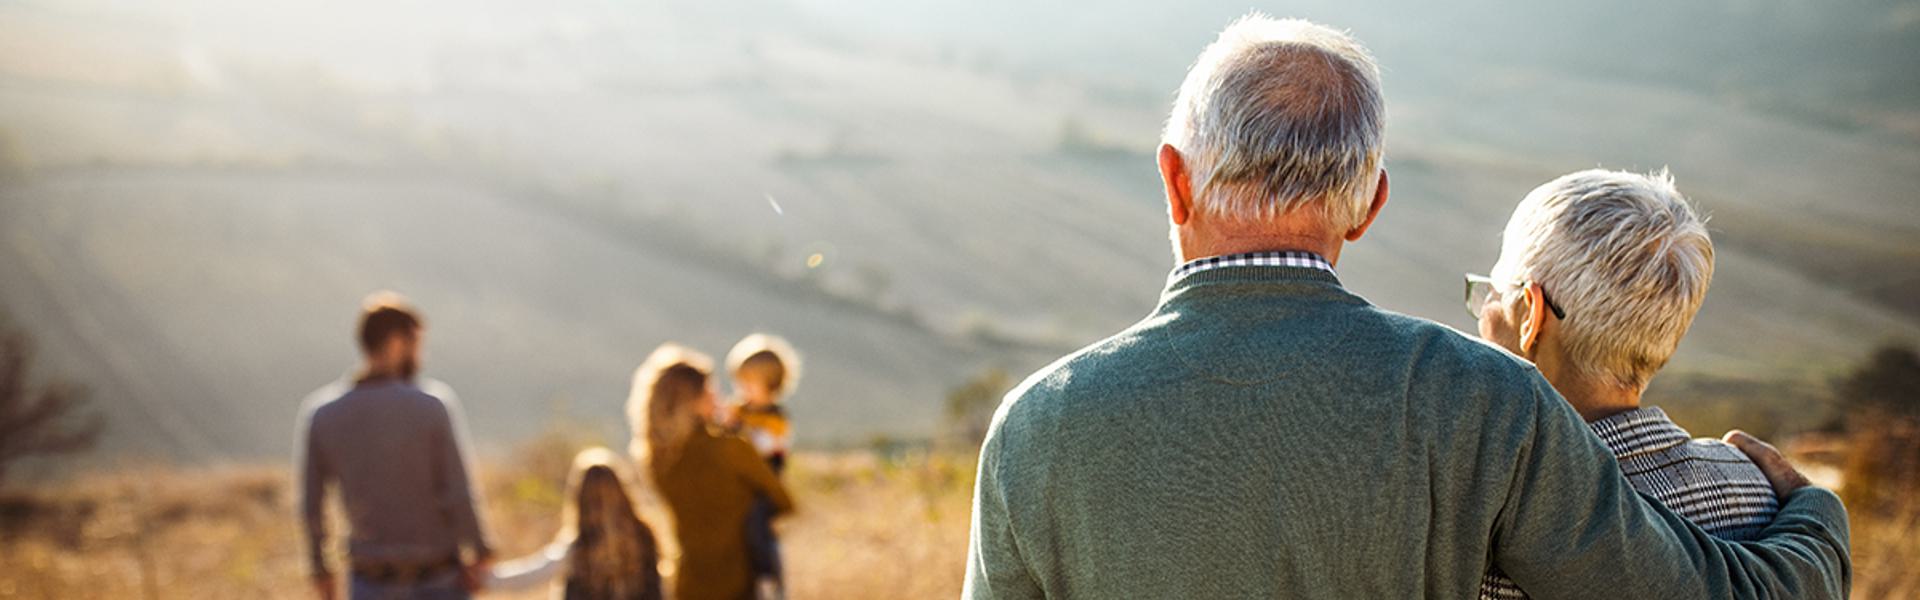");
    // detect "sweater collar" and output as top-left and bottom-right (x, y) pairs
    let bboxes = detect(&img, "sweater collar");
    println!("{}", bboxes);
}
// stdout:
(1155, 255), (1353, 315)
(1168, 250), (1337, 286)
